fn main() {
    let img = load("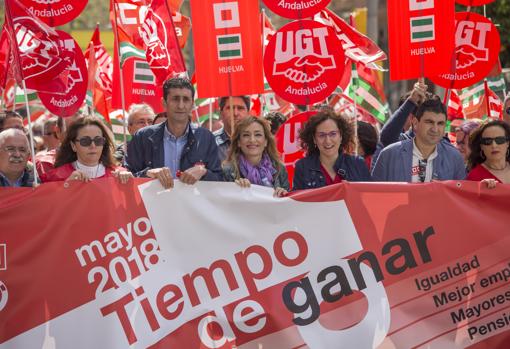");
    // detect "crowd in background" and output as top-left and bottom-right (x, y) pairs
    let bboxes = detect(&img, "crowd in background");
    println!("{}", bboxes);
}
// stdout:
(1, 77), (510, 191)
